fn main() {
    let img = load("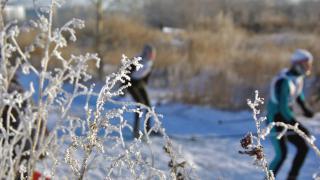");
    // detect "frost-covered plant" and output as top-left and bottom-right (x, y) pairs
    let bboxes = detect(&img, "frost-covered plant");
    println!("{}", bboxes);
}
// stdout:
(314, 171), (320, 180)
(239, 90), (274, 180)
(0, 0), (99, 177)
(0, 0), (195, 179)
(163, 139), (193, 180)
(241, 90), (320, 180)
